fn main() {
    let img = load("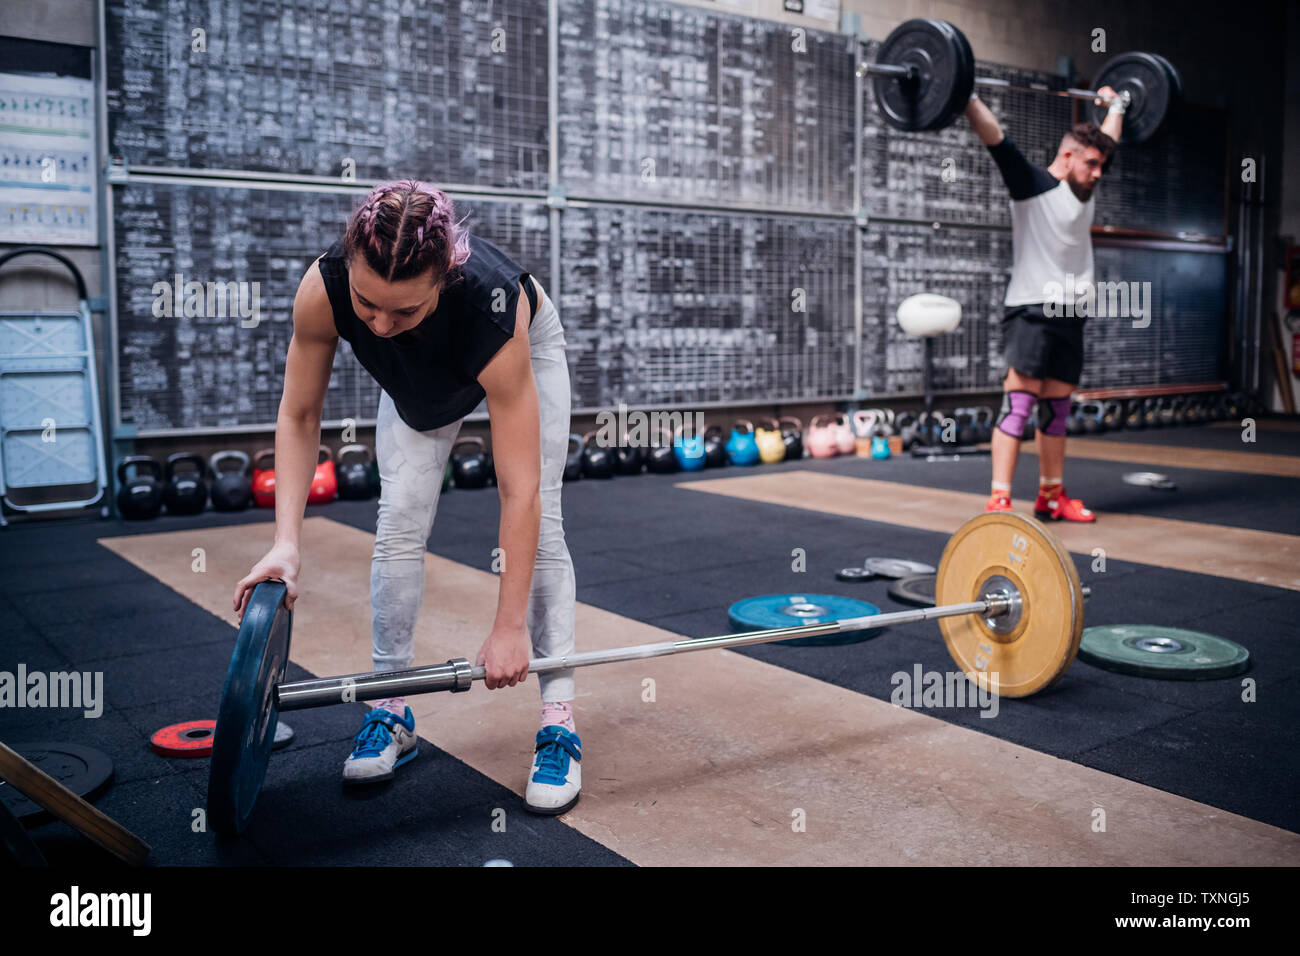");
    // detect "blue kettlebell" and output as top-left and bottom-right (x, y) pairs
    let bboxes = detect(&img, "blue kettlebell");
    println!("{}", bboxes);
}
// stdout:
(870, 433), (890, 459)
(725, 420), (760, 466)
(673, 427), (706, 471)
